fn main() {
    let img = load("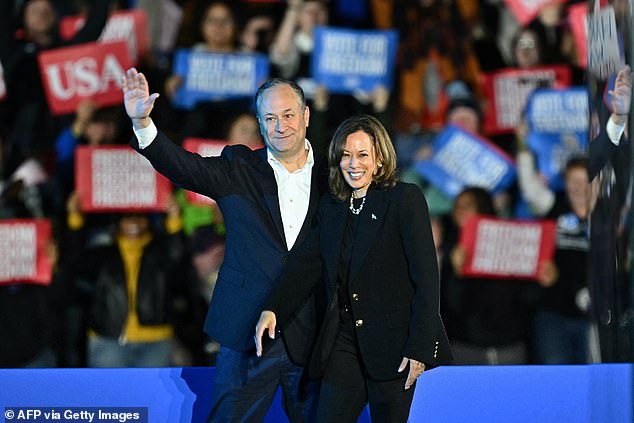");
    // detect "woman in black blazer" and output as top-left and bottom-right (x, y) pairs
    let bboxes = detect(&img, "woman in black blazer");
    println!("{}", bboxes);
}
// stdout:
(256, 114), (452, 422)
